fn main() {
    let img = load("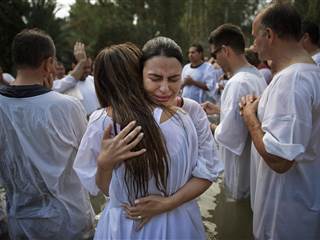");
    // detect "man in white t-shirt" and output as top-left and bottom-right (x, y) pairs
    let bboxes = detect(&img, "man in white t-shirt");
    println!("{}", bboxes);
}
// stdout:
(208, 24), (266, 200)
(181, 44), (219, 103)
(300, 20), (320, 66)
(240, 3), (320, 239)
